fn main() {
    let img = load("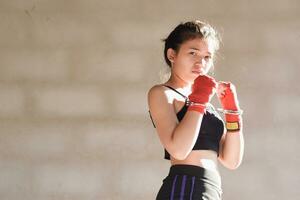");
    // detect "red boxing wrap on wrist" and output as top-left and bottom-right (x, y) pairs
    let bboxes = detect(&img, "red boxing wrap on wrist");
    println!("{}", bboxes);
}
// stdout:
(188, 104), (206, 114)
(225, 113), (241, 122)
(188, 75), (216, 114)
(217, 81), (241, 122)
